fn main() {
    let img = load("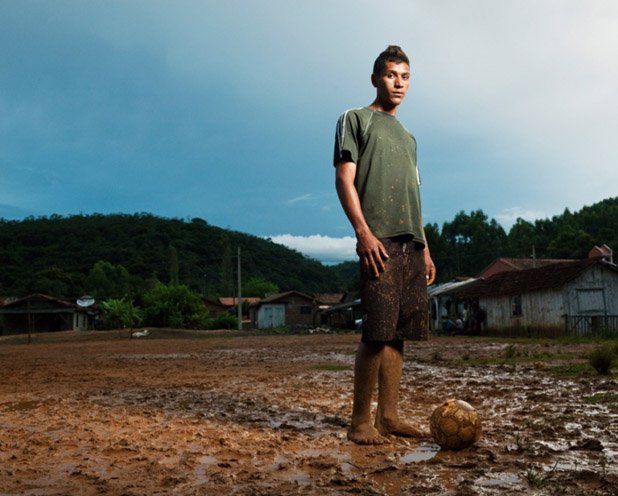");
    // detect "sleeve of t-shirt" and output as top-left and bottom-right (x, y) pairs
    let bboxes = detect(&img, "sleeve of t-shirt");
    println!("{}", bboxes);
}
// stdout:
(333, 110), (360, 166)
